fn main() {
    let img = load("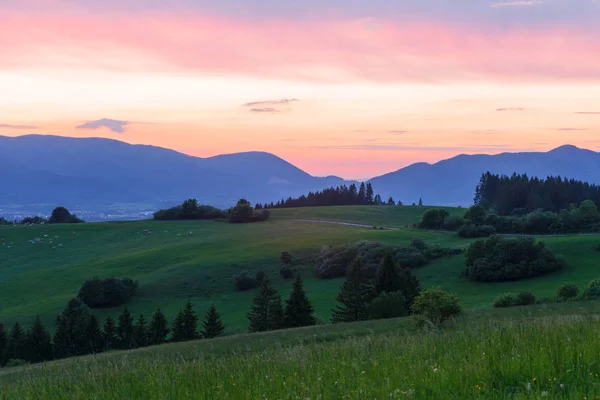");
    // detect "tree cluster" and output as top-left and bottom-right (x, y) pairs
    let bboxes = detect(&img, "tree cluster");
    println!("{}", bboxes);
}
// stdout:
(77, 277), (138, 308)
(247, 275), (316, 332)
(464, 235), (565, 282)
(475, 172), (600, 215)
(154, 199), (225, 220)
(0, 300), (225, 368)
(227, 199), (271, 223)
(331, 250), (421, 323)
(256, 182), (395, 209)
(48, 207), (84, 224)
